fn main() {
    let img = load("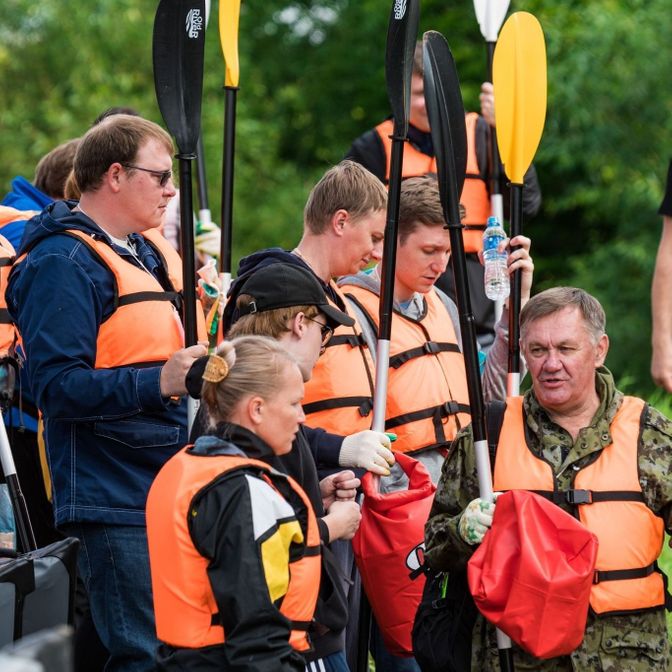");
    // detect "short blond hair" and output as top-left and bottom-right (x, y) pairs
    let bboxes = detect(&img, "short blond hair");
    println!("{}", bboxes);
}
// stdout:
(228, 296), (319, 339)
(303, 160), (387, 234)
